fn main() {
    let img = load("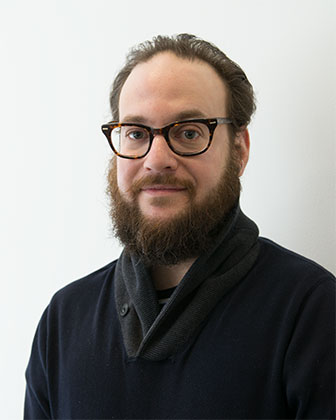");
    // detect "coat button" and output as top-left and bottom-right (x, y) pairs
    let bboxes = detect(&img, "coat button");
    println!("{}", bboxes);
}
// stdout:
(120, 303), (129, 317)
